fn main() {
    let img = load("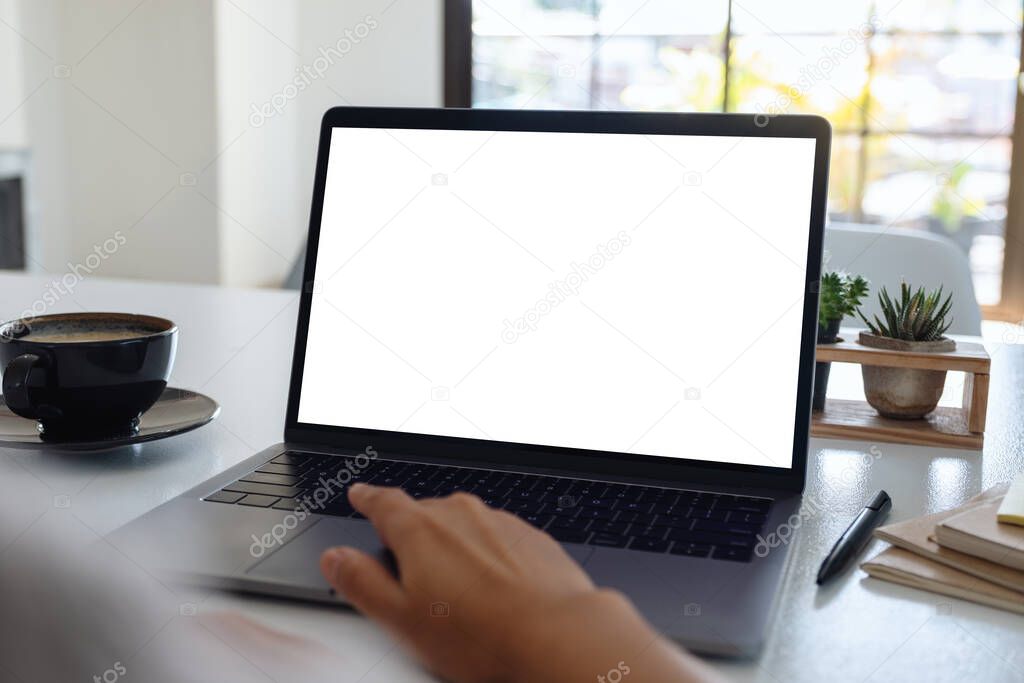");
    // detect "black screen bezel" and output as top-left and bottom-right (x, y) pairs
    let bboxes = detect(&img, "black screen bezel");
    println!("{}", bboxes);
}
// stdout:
(285, 107), (830, 493)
